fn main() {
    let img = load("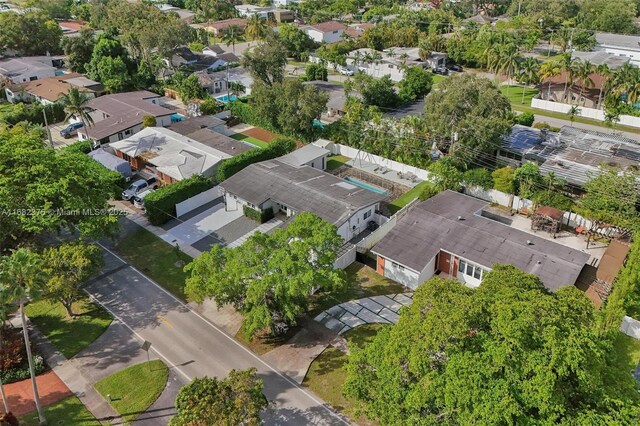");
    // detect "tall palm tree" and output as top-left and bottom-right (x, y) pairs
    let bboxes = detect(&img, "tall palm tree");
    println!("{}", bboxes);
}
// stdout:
(245, 15), (268, 41)
(539, 60), (561, 100)
(518, 57), (540, 104)
(495, 44), (520, 96)
(0, 249), (48, 425)
(559, 54), (576, 102)
(229, 81), (246, 97)
(595, 63), (612, 110)
(59, 87), (94, 142)
(604, 109), (620, 133)
(221, 25), (246, 54)
(568, 105), (581, 126)
(573, 60), (594, 106)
